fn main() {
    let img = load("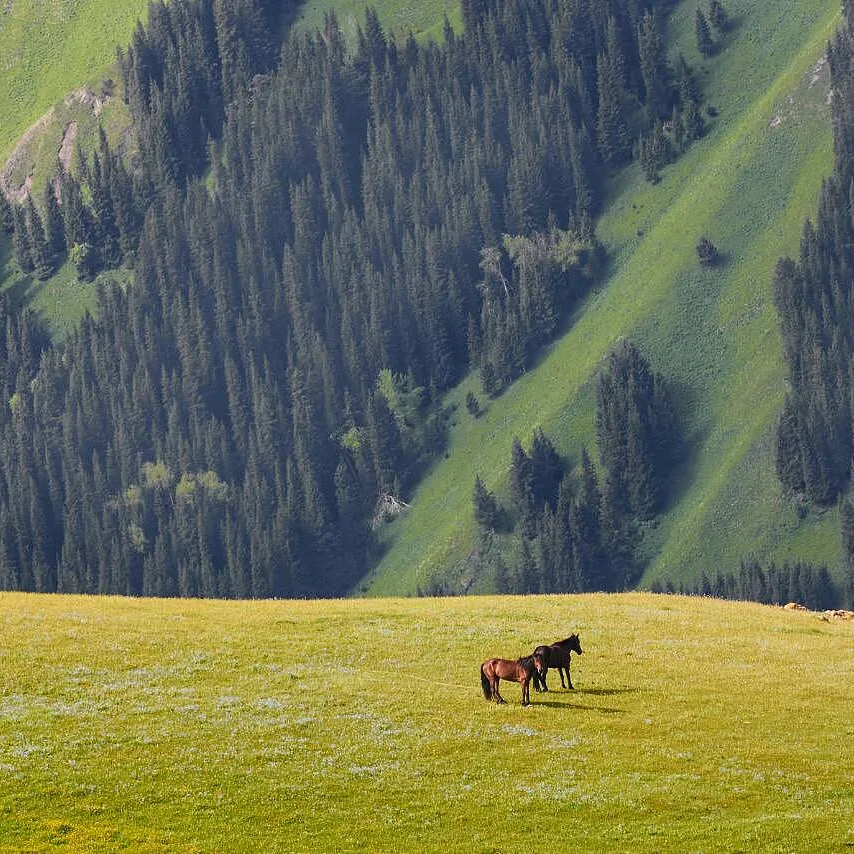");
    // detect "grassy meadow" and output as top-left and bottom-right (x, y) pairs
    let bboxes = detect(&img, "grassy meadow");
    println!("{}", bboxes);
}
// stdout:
(367, 0), (844, 595)
(0, 591), (852, 852)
